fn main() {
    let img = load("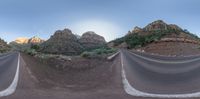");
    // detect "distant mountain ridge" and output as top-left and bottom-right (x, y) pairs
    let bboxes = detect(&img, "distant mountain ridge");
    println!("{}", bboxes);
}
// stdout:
(110, 20), (200, 48)
(40, 29), (106, 55)
(128, 20), (197, 39)
(79, 31), (106, 50)
(11, 36), (44, 44)
(40, 29), (83, 55)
